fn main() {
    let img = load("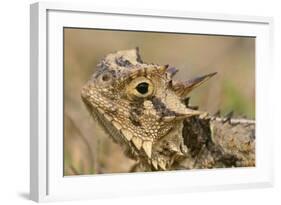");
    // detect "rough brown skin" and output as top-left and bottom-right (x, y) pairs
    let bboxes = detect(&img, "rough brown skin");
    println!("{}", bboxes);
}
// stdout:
(81, 48), (255, 172)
